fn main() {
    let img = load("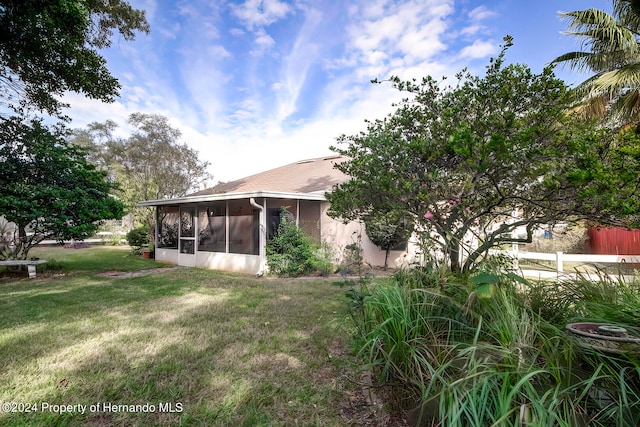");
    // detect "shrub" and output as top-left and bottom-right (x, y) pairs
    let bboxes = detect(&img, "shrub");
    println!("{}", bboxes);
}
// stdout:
(266, 212), (318, 277)
(126, 226), (149, 255)
(352, 267), (640, 425)
(315, 240), (335, 277)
